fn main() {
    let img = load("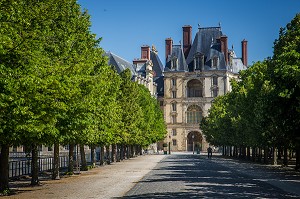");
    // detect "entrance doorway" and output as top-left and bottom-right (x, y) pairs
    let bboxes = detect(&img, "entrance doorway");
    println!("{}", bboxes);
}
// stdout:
(187, 131), (202, 152)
